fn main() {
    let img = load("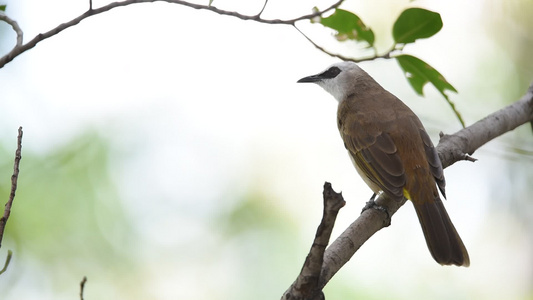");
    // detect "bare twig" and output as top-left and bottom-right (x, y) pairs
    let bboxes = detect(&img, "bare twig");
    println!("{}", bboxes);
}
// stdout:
(0, 127), (23, 276)
(0, 250), (13, 275)
(80, 276), (87, 300)
(293, 25), (354, 62)
(0, 0), (344, 68)
(256, 0), (269, 18)
(0, 127), (23, 249)
(281, 182), (345, 300)
(293, 25), (396, 63)
(0, 11), (23, 50)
